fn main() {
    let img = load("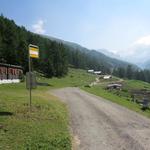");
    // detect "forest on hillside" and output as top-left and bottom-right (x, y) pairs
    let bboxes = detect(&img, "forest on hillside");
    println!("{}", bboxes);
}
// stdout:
(0, 15), (150, 82)
(0, 15), (113, 77)
(113, 65), (150, 83)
